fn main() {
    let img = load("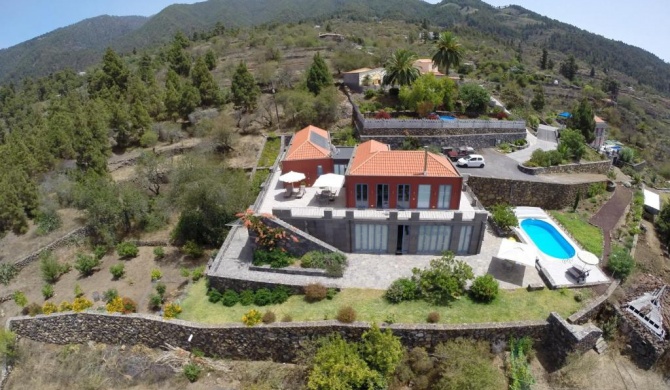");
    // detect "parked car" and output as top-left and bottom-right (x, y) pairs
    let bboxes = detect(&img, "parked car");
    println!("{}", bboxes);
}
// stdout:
(445, 146), (475, 161)
(457, 154), (485, 168)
